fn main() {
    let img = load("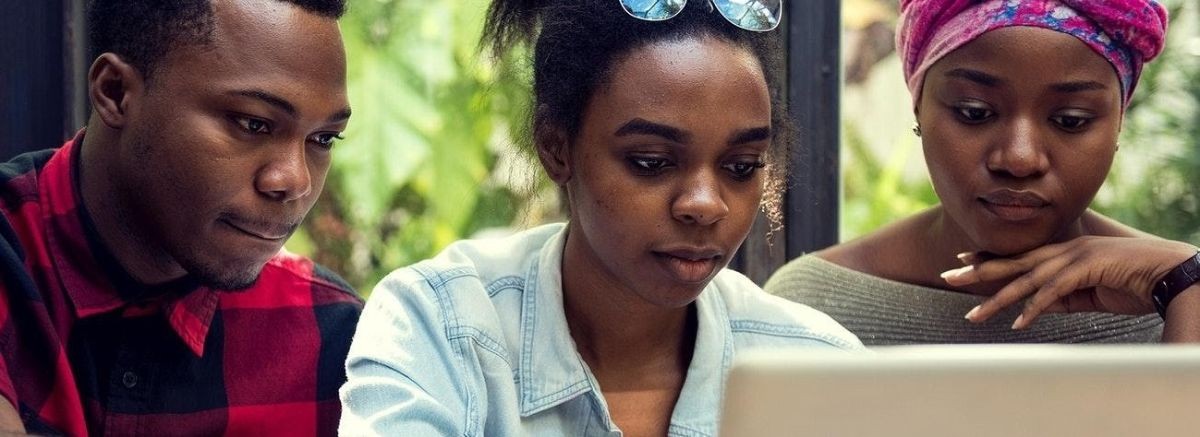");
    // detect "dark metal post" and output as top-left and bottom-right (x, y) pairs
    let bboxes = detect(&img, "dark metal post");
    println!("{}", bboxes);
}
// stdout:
(785, 0), (841, 260)
(732, 0), (842, 284)
(66, 0), (91, 133)
(1, 1), (64, 159)
(0, 0), (88, 160)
